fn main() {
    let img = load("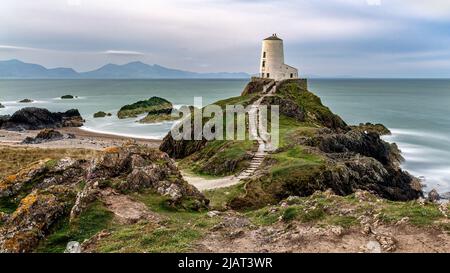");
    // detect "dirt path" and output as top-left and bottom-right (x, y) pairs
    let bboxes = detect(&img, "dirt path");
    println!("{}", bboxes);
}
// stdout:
(182, 83), (276, 191)
(100, 189), (162, 224)
(181, 171), (240, 191)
